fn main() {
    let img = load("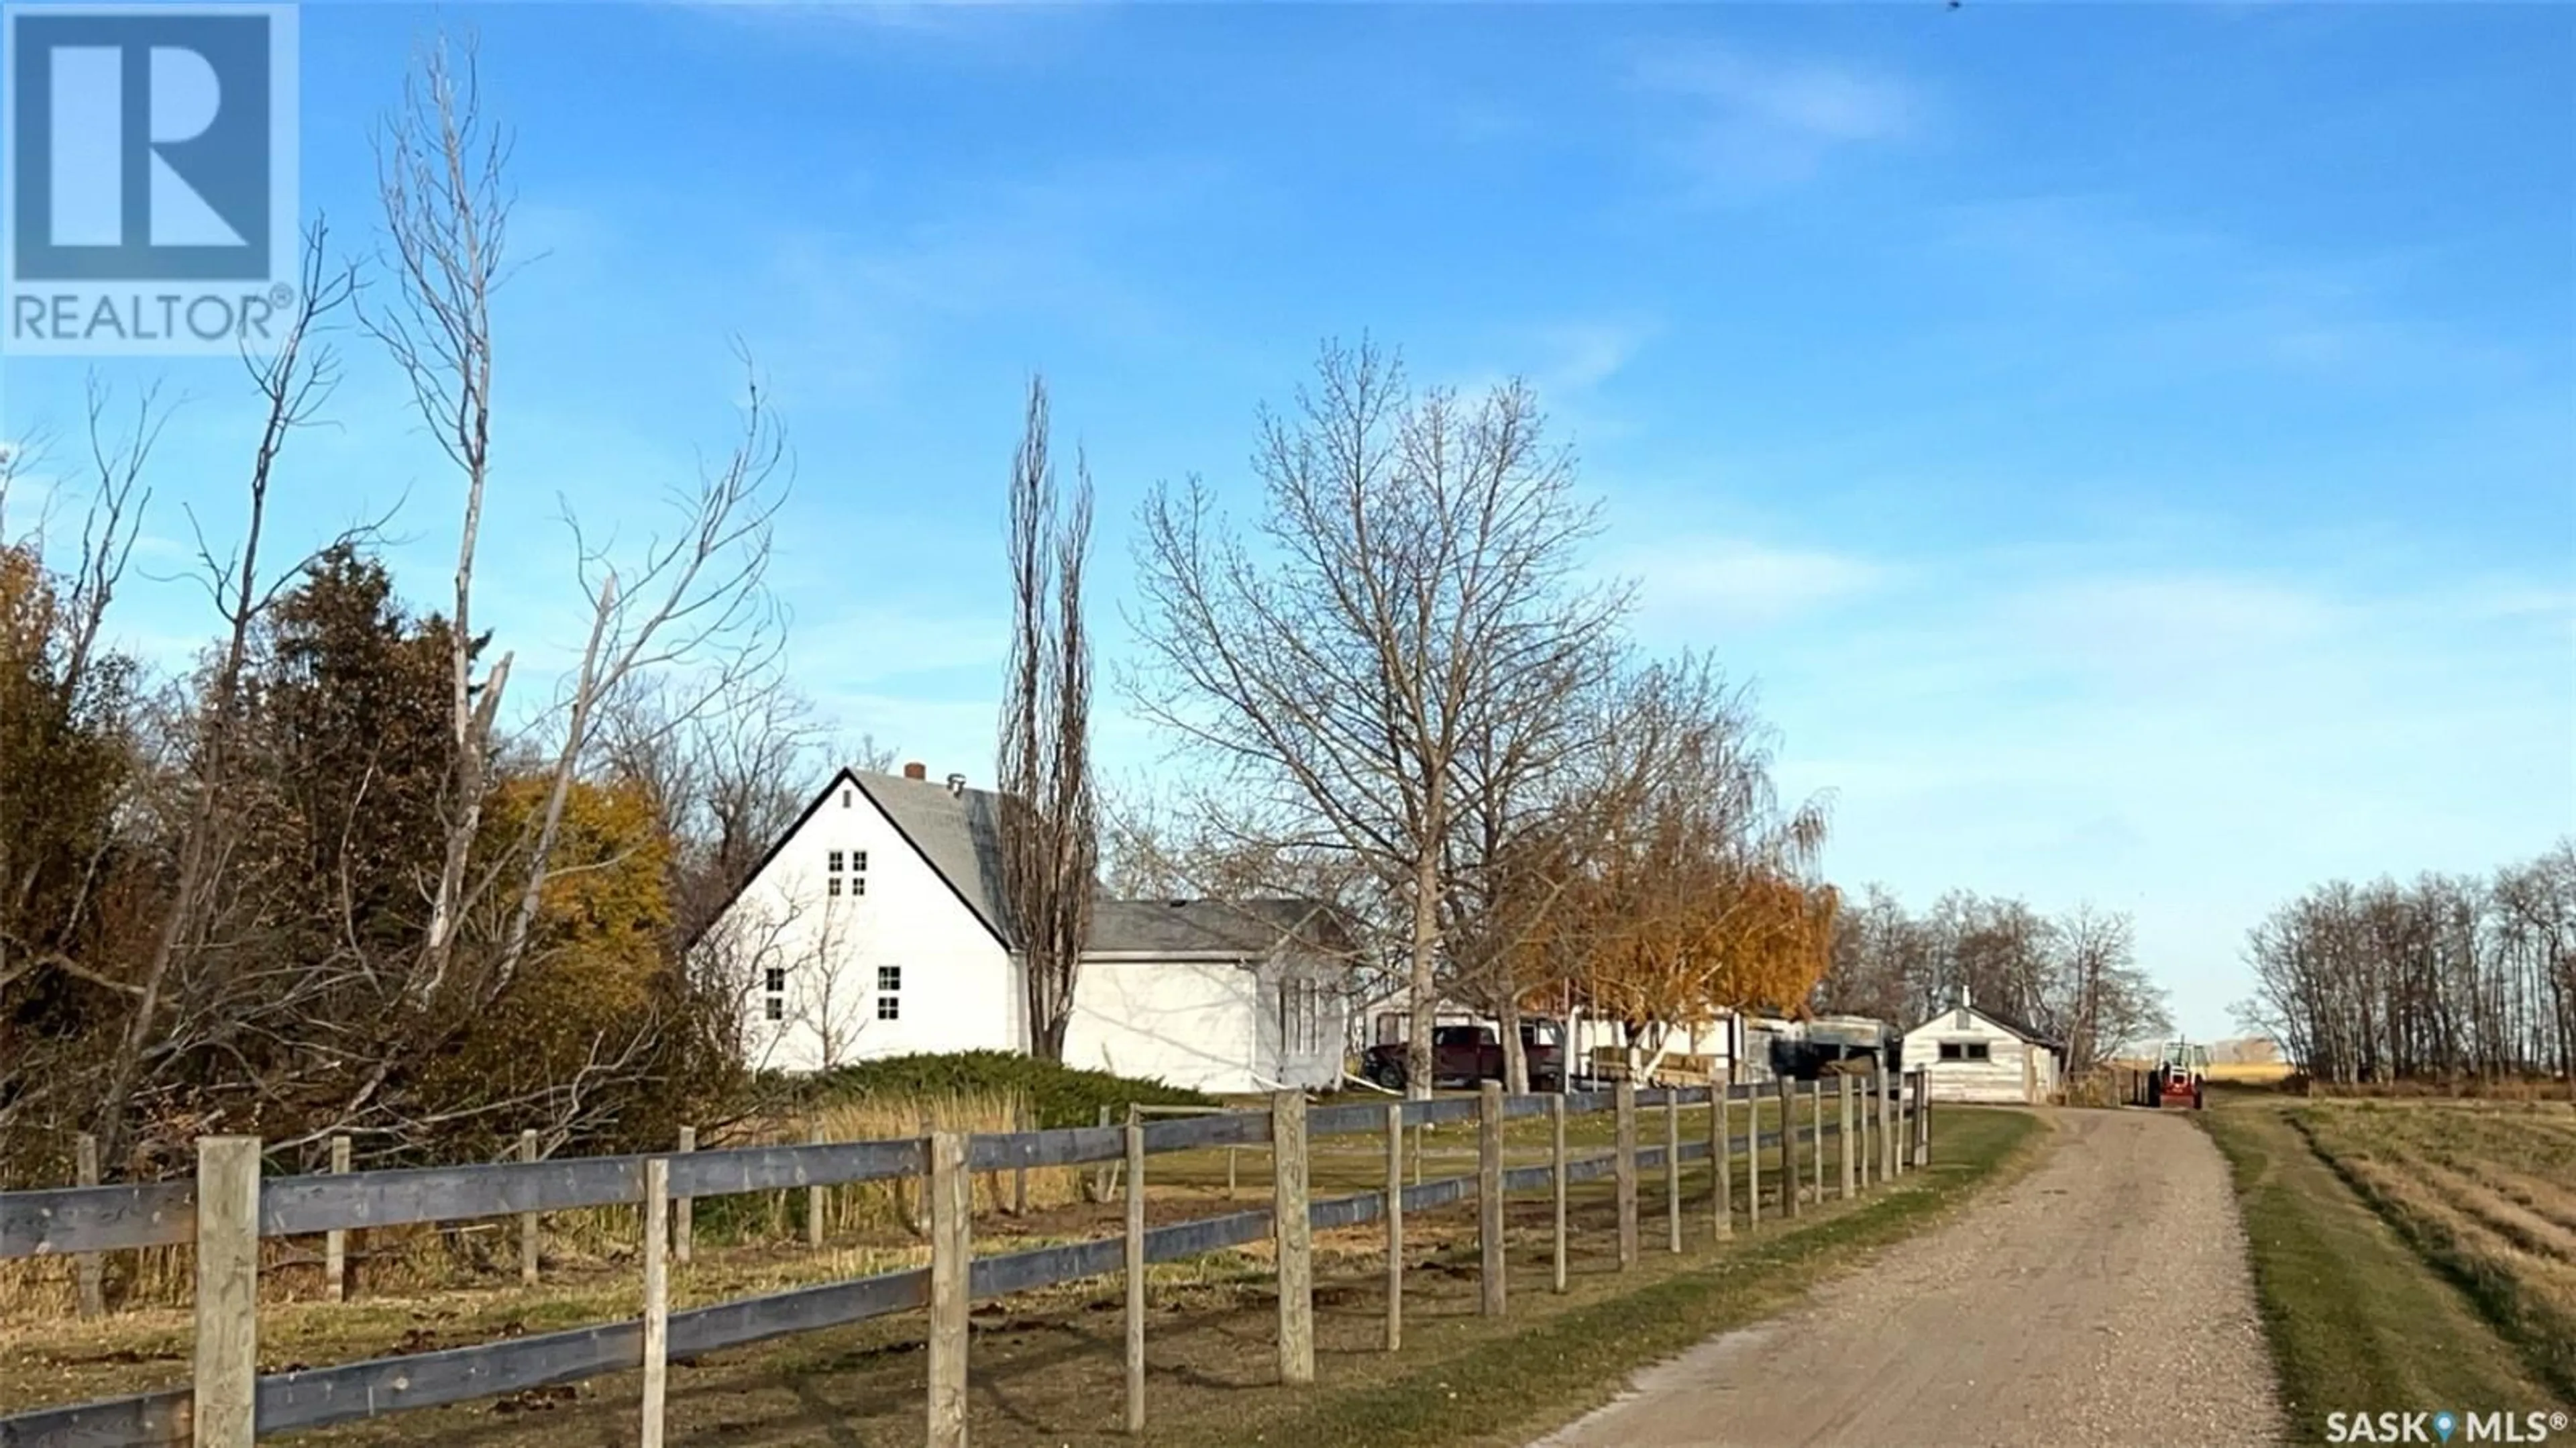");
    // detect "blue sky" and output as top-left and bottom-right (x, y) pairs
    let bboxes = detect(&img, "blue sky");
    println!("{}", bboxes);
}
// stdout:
(7, 1), (2571, 1037)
